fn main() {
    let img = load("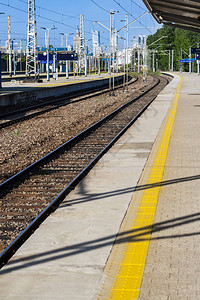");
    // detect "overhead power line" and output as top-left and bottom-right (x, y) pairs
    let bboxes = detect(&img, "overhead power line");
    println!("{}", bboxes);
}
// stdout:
(113, 0), (152, 34)
(0, 0), (109, 41)
(0, 0), (112, 45)
(130, 0), (147, 12)
(16, 0), (93, 22)
(91, 0), (110, 13)
(0, 2), (78, 31)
